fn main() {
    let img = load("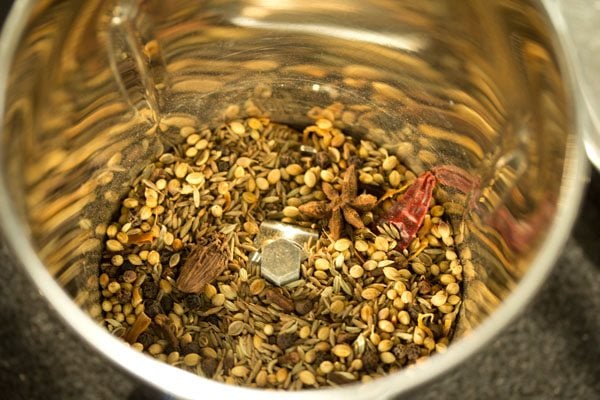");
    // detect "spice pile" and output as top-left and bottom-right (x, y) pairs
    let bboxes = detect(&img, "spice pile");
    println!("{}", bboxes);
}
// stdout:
(98, 107), (463, 389)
